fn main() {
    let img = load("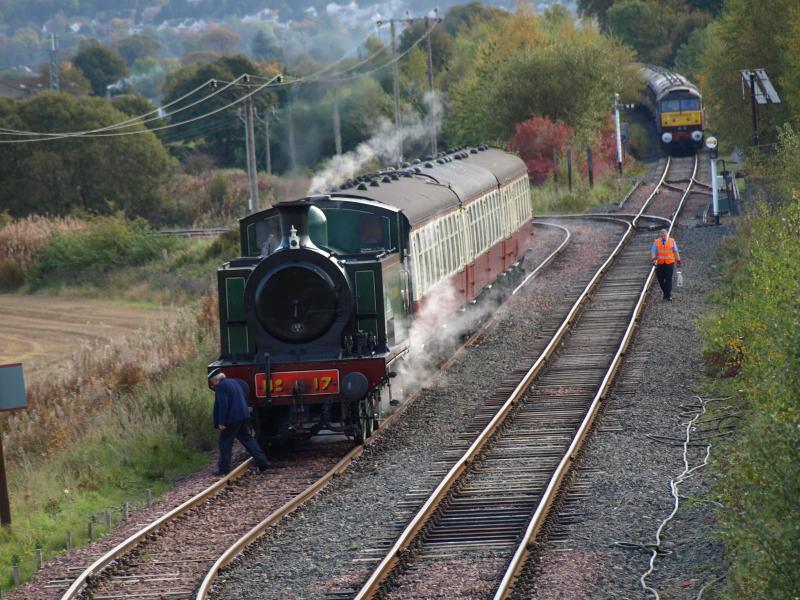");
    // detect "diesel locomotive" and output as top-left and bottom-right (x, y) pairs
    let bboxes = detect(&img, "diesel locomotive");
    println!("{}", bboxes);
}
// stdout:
(640, 64), (704, 151)
(208, 146), (533, 444)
